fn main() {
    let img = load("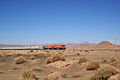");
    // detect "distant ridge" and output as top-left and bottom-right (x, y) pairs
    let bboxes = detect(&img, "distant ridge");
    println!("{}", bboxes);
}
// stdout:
(97, 41), (113, 46)
(0, 41), (120, 50)
(74, 41), (120, 50)
(66, 43), (80, 48)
